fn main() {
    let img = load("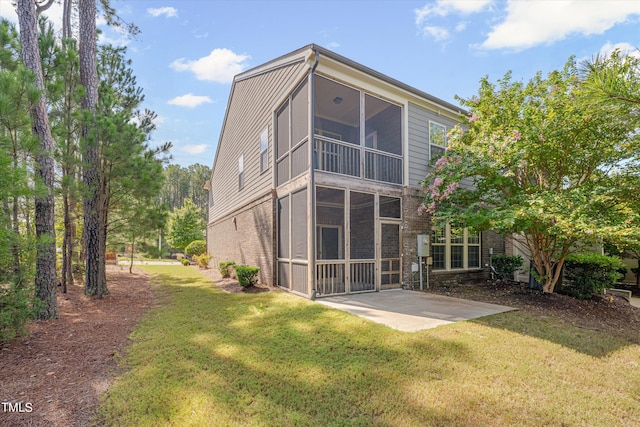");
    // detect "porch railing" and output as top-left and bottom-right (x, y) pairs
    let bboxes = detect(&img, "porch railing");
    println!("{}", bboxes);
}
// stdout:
(314, 137), (403, 185)
(314, 138), (360, 177)
(350, 261), (376, 292)
(365, 151), (402, 184)
(315, 260), (376, 296)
